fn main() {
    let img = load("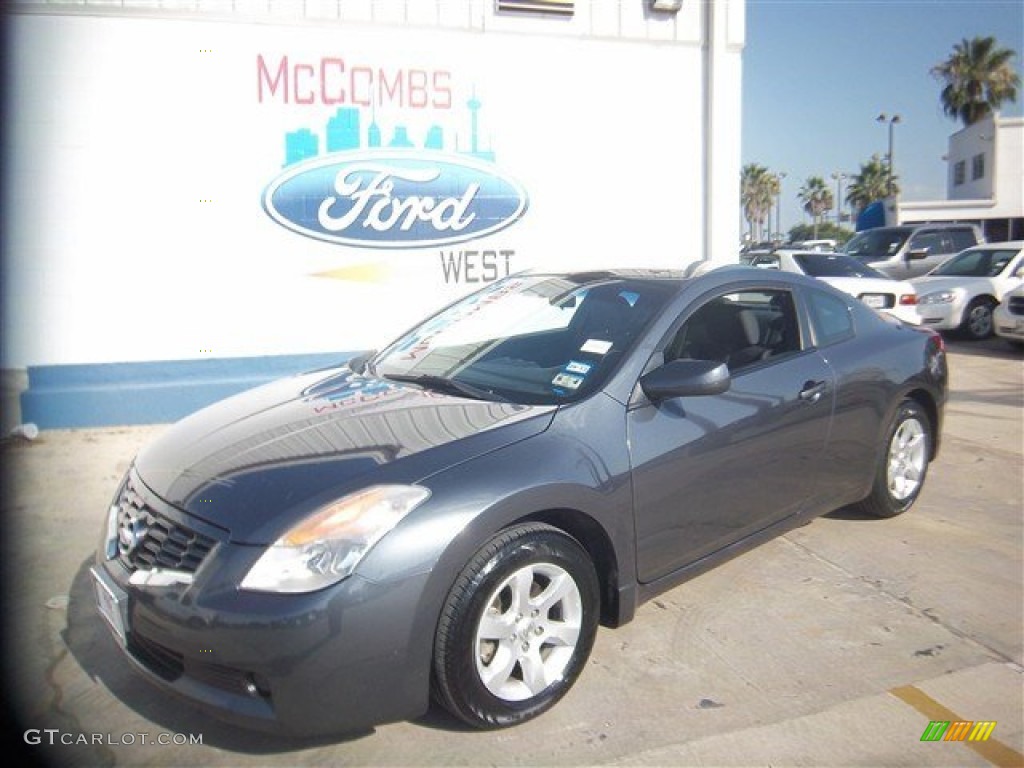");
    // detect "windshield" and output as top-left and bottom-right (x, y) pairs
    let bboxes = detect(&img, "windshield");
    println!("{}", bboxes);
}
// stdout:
(372, 275), (676, 405)
(795, 253), (888, 279)
(841, 229), (910, 261)
(930, 248), (1019, 277)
